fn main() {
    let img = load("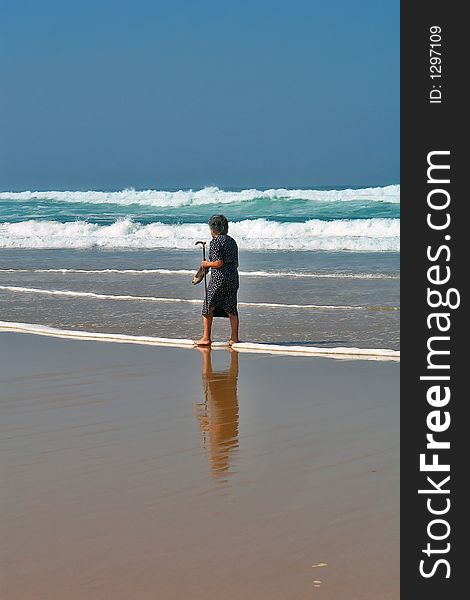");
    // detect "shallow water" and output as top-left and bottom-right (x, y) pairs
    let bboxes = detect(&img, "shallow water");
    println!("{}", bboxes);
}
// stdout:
(0, 249), (399, 349)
